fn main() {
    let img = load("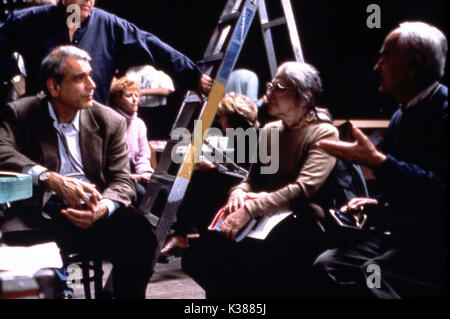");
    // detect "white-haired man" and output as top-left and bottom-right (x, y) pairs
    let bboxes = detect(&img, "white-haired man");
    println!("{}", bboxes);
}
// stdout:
(314, 21), (447, 298)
